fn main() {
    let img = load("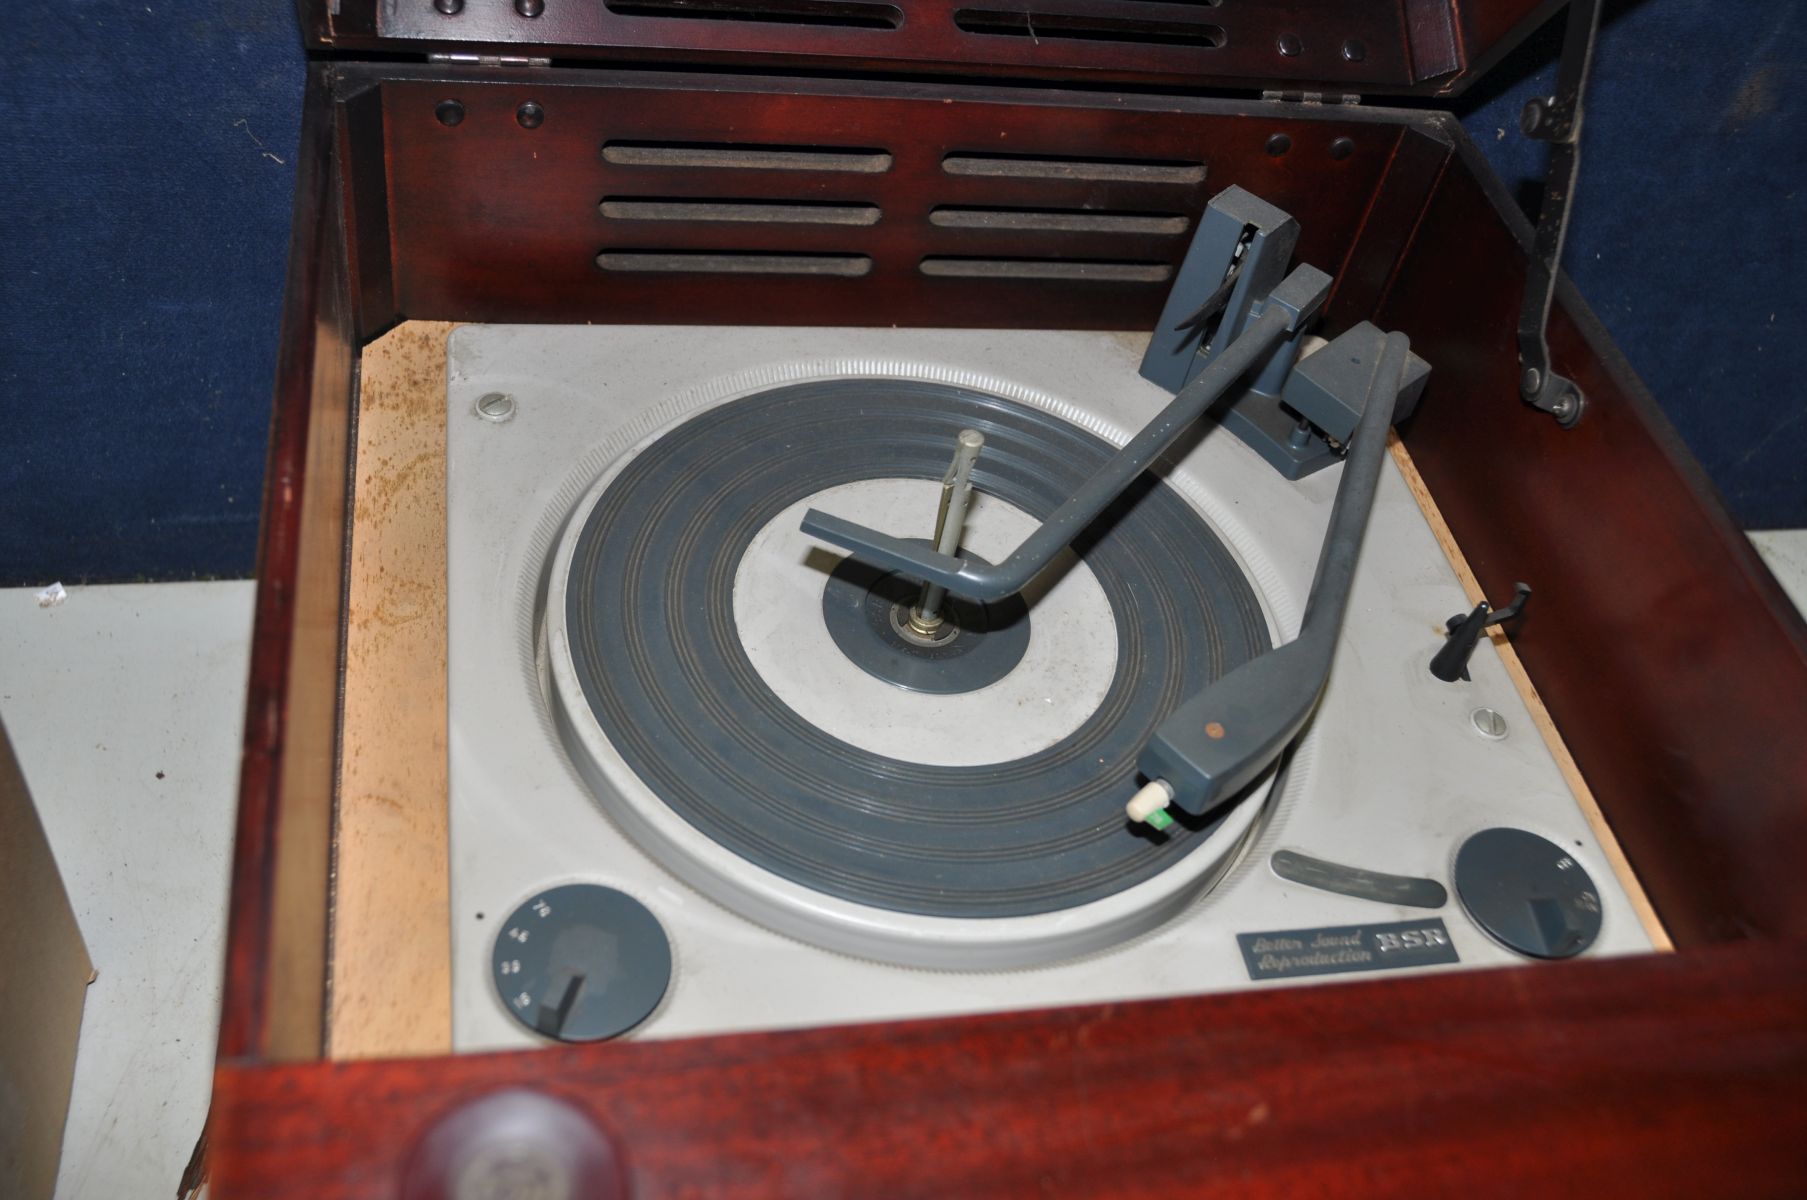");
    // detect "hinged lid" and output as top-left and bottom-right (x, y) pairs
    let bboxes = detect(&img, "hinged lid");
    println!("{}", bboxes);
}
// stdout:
(302, 0), (1560, 97)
